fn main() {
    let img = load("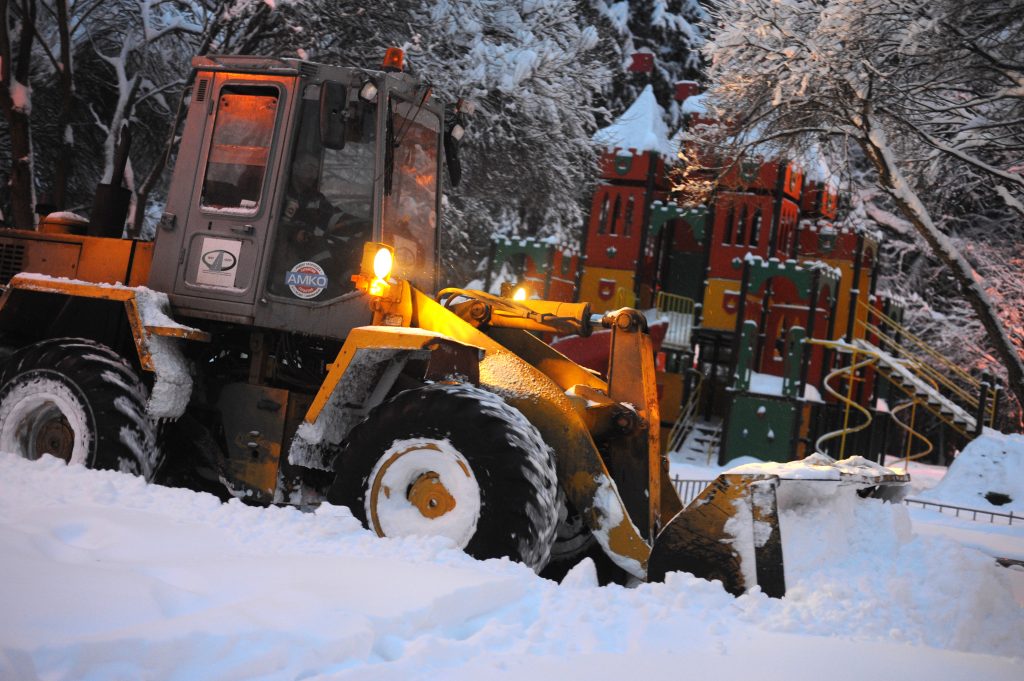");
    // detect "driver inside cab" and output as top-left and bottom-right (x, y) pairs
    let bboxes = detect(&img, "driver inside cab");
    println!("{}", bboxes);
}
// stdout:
(270, 153), (367, 299)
